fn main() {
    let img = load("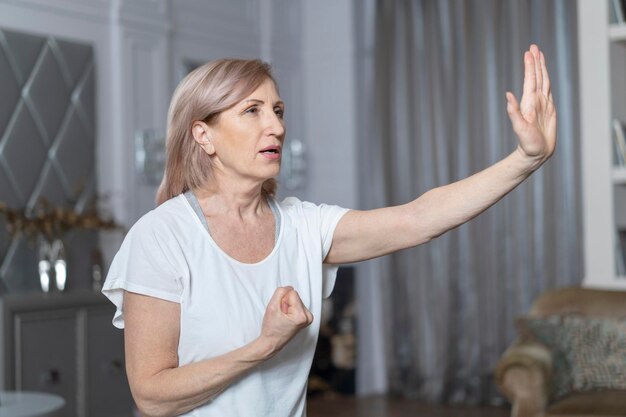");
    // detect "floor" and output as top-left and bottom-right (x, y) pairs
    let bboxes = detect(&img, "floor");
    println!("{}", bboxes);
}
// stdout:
(307, 395), (511, 417)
